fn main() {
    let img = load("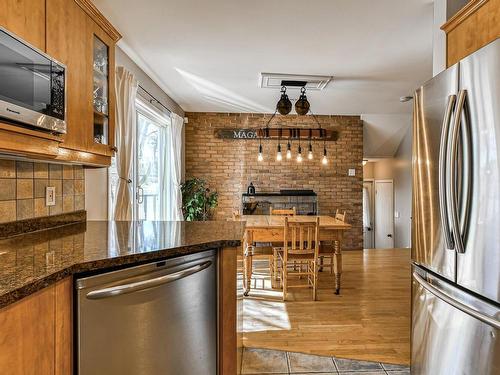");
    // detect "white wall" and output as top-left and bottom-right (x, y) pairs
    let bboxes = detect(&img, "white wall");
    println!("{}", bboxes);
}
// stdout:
(393, 127), (412, 248)
(433, 0), (447, 76)
(363, 149), (412, 249)
(85, 168), (108, 220)
(362, 114), (412, 158)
